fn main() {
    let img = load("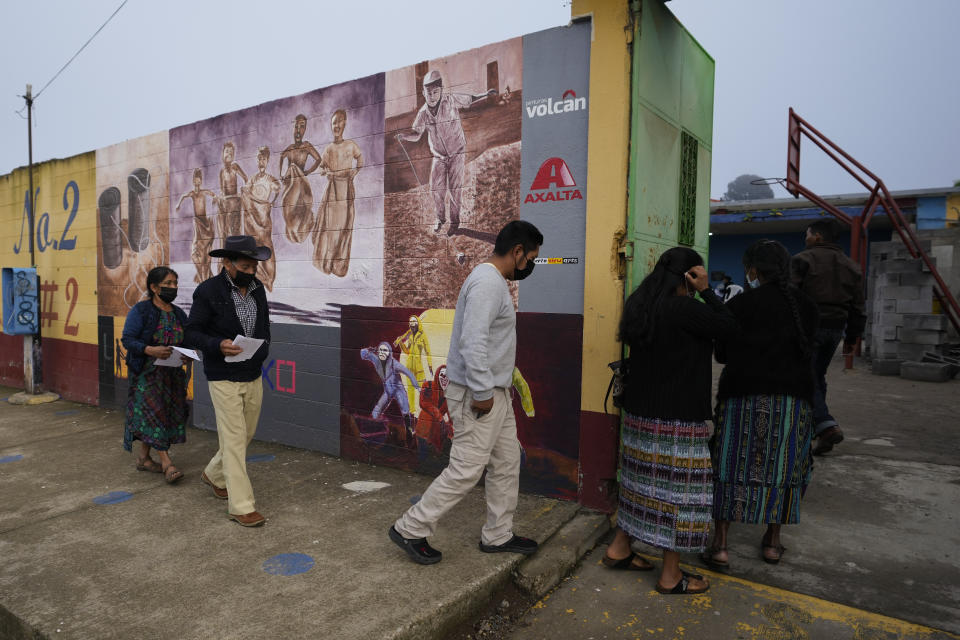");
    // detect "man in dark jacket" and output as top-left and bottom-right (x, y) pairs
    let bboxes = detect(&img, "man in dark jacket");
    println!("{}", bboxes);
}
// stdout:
(791, 219), (866, 455)
(186, 235), (272, 526)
